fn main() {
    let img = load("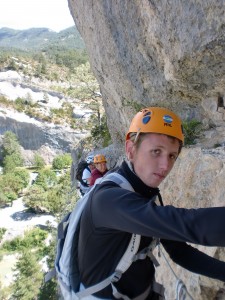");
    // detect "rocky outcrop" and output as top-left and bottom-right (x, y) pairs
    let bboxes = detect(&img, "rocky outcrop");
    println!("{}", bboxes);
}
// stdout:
(157, 147), (225, 299)
(0, 108), (87, 164)
(68, 0), (225, 146)
(68, 1), (225, 298)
